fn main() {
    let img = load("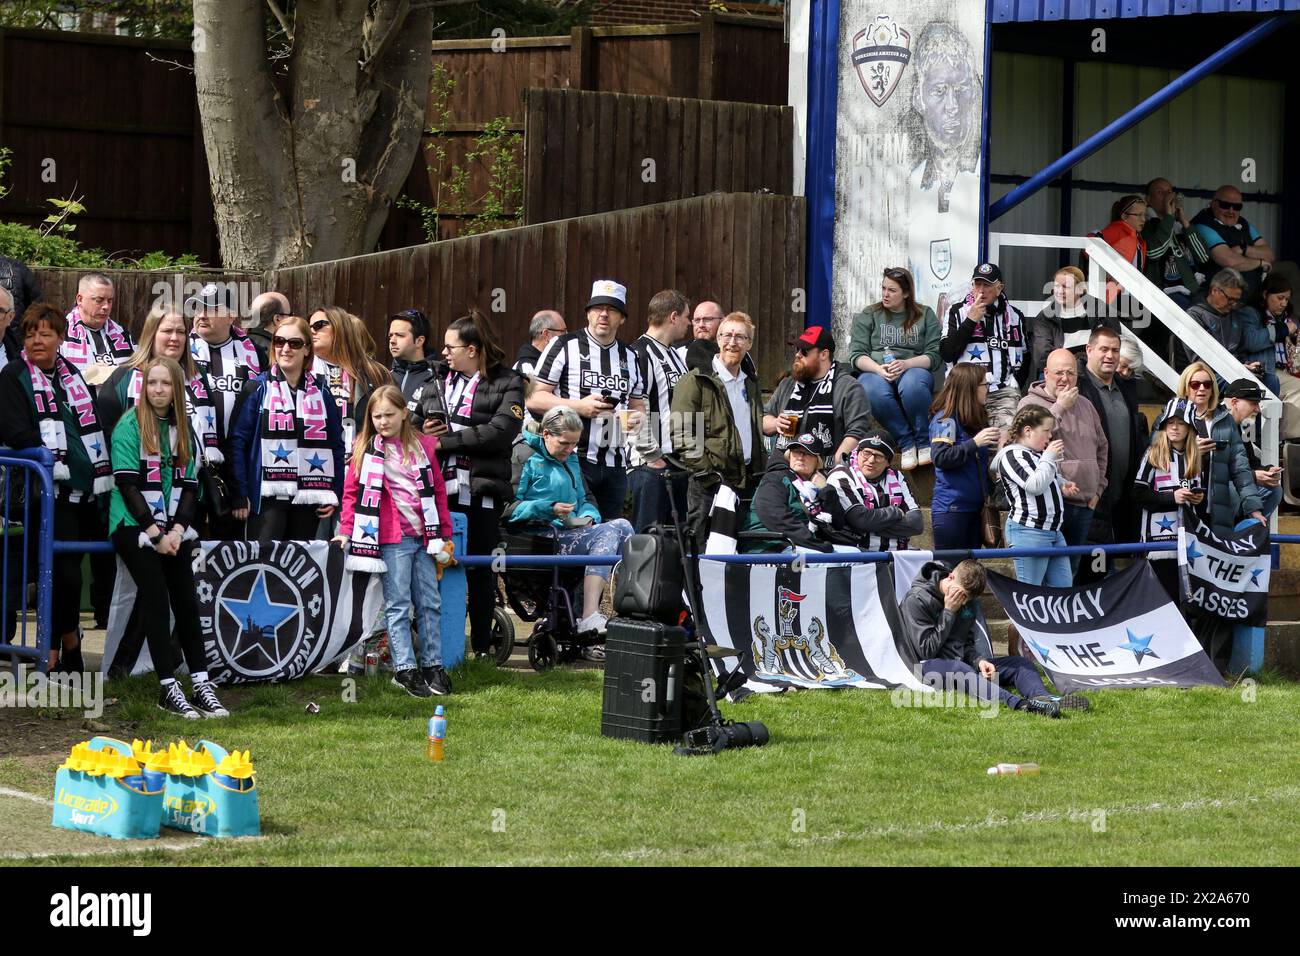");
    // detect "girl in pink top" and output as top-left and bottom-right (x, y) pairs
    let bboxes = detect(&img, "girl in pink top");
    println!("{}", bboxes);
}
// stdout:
(335, 385), (455, 697)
